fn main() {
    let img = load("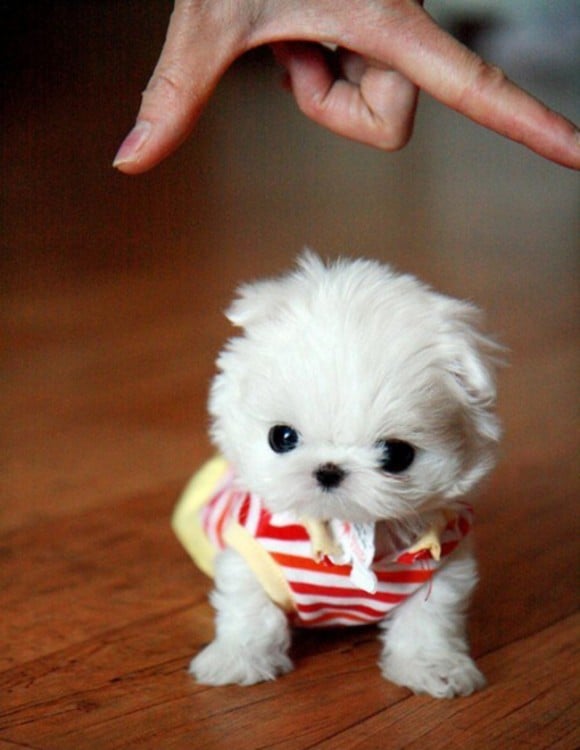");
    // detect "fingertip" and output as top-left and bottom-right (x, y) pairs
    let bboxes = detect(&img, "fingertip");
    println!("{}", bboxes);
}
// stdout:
(113, 60), (228, 173)
(112, 120), (153, 172)
(112, 111), (191, 175)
